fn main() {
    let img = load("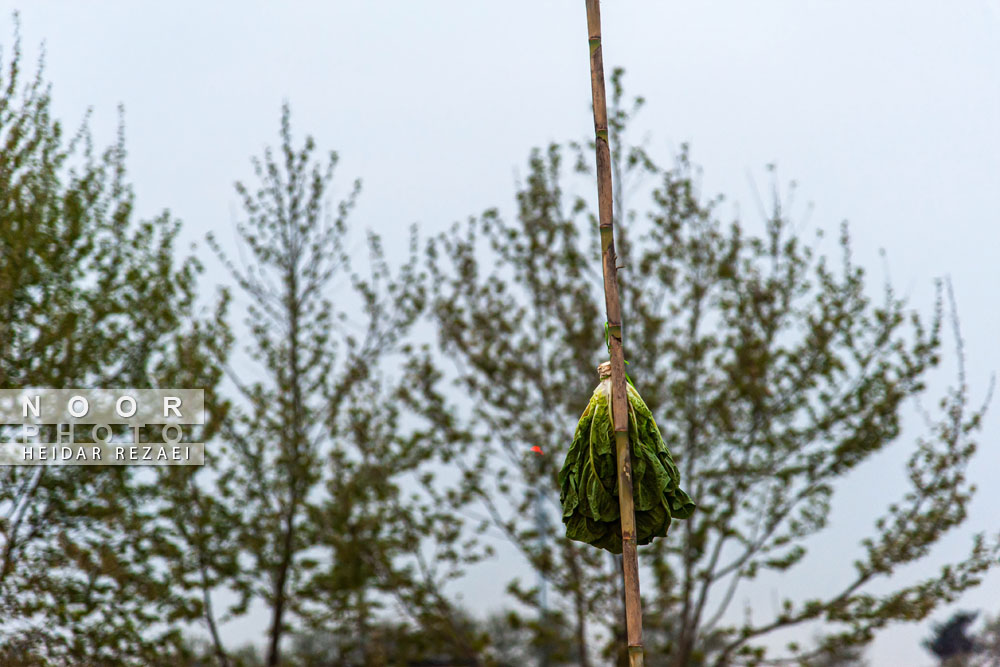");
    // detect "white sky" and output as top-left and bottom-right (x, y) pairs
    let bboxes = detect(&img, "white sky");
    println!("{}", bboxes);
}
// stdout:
(3, 2), (999, 665)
